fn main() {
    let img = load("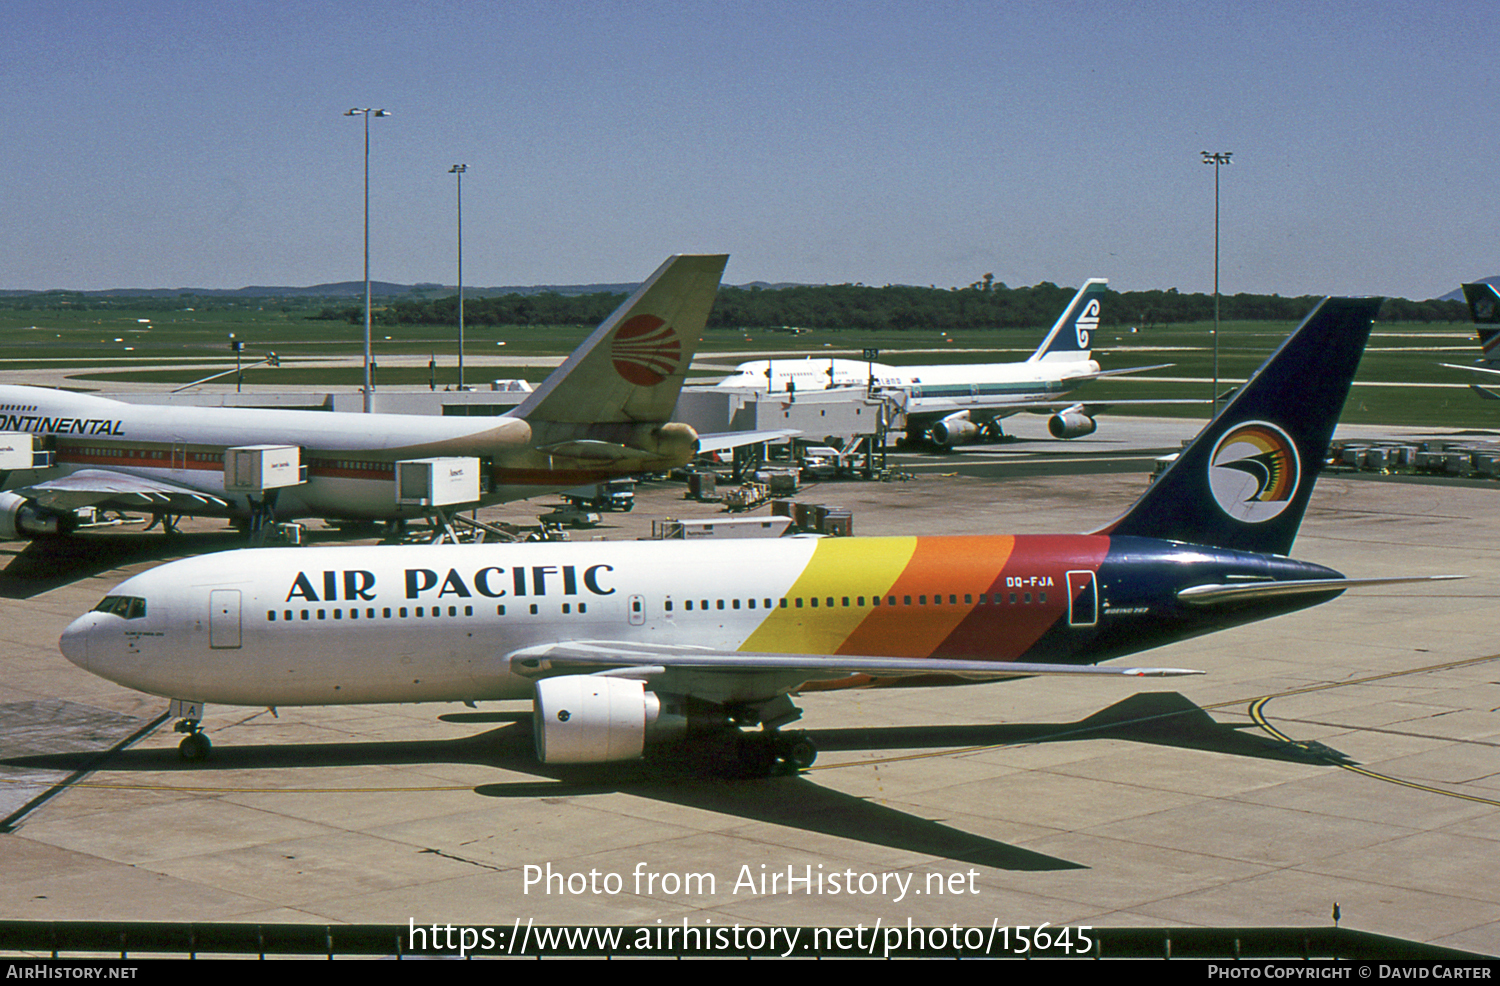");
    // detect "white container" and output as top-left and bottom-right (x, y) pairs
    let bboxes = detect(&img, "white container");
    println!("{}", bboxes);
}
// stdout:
(0, 433), (35, 470)
(396, 457), (481, 507)
(224, 445), (302, 492)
